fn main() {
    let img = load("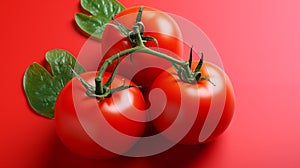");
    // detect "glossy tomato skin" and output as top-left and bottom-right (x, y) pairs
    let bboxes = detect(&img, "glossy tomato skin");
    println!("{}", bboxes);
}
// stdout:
(100, 6), (183, 89)
(149, 62), (235, 145)
(54, 71), (146, 159)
